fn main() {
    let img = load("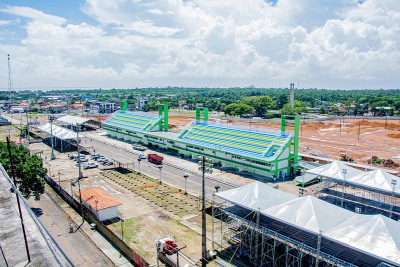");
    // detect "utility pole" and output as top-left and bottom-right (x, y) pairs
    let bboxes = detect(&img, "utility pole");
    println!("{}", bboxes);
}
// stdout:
(25, 110), (30, 142)
(198, 156), (213, 266)
(6, 137), (30, 263)
(7, 54), (13, 96)
(75, 122), (84, 228)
